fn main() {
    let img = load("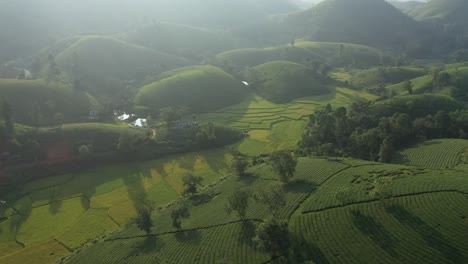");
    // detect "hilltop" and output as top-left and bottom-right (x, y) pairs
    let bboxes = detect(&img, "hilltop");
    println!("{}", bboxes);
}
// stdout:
(134, 65), (248, 113)
(249, 61), (331, 103)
